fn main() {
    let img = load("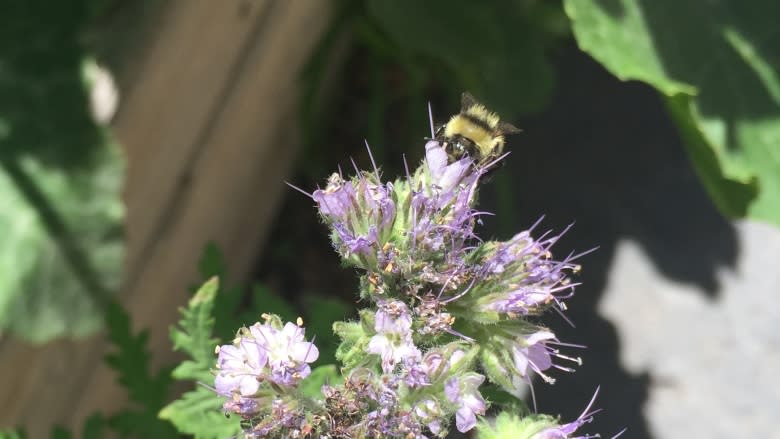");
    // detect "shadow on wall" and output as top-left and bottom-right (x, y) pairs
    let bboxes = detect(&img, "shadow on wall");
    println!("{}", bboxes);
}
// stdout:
(484, 42), (739, 438)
